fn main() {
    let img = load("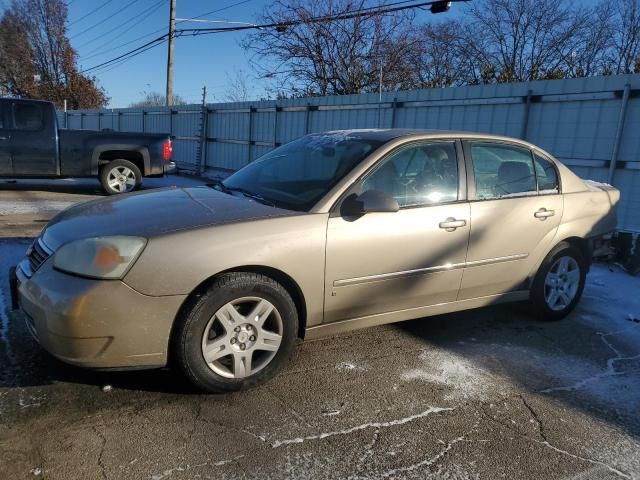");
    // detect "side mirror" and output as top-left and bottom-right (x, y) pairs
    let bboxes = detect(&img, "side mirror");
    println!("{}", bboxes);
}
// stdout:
(341, 190), (400, 217)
